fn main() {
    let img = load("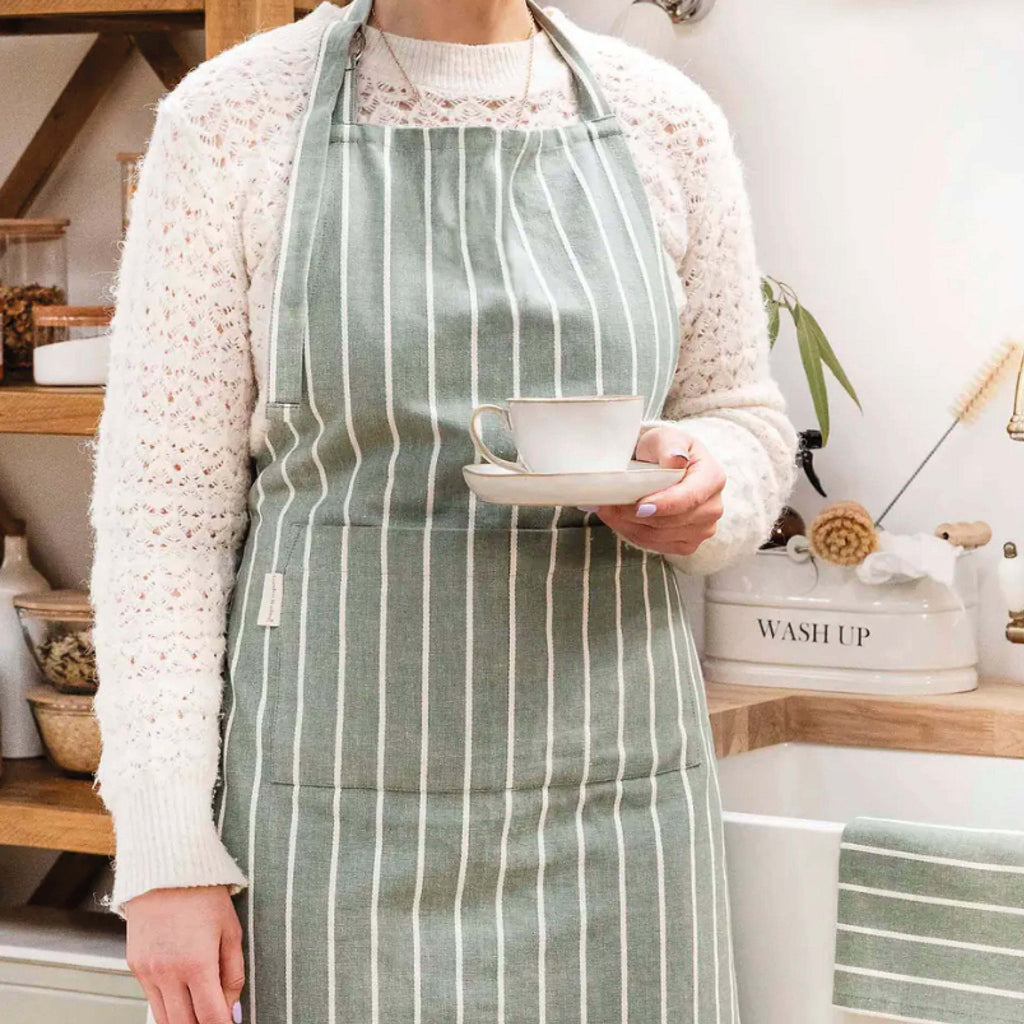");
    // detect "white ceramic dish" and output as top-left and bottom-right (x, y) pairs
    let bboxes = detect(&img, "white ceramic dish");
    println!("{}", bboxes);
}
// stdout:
(462, 459), (685, 506)
(33, 335), (110, 386)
